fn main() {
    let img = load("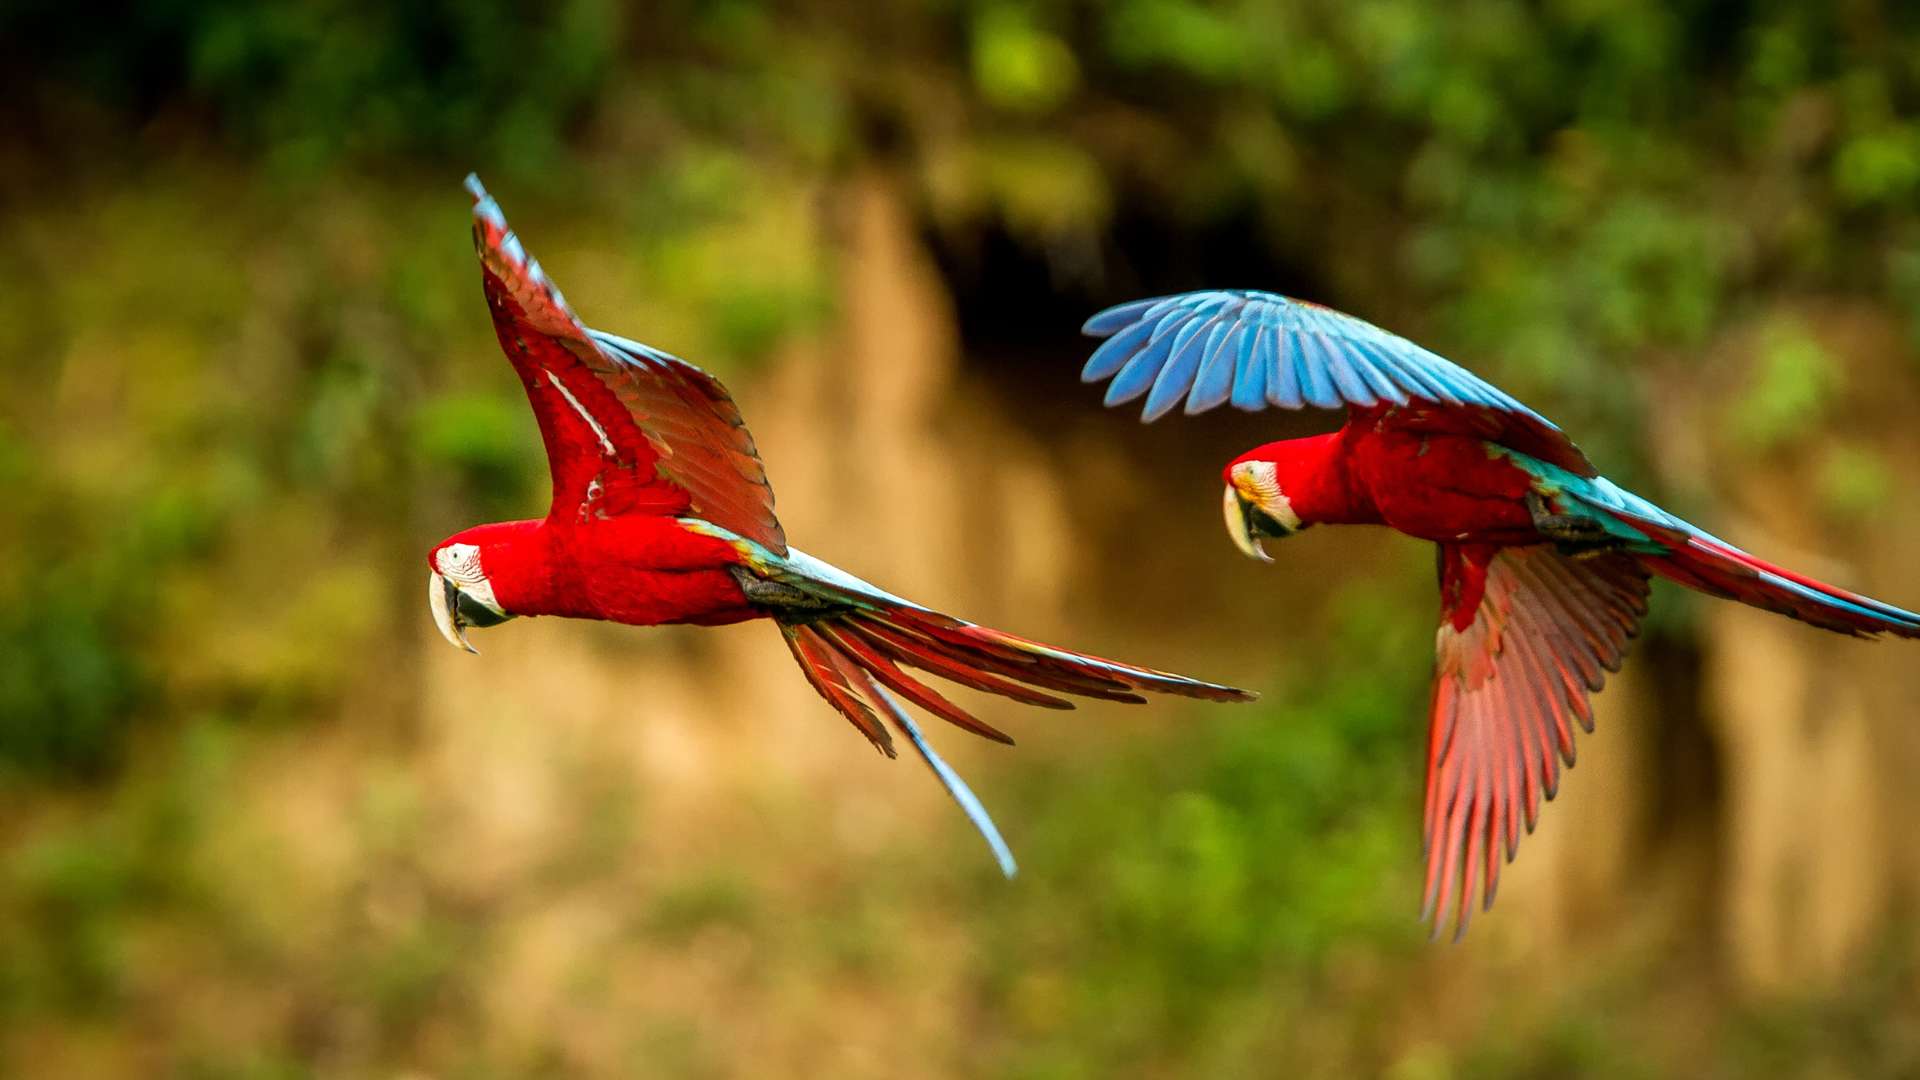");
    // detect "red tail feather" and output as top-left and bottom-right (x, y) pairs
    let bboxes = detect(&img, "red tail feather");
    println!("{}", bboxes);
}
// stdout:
(1636, 533), (1920, 639)
(774, 599), (1251, 752)
(780, 624), (894, 755)
(813, 623), (1015, 744)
